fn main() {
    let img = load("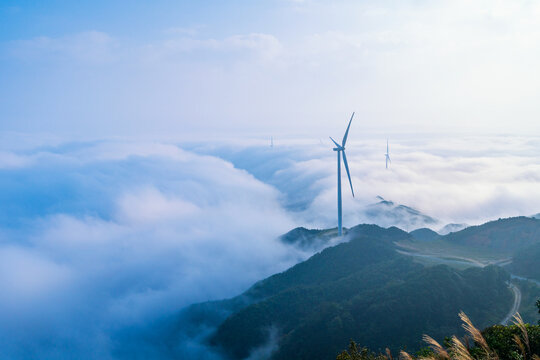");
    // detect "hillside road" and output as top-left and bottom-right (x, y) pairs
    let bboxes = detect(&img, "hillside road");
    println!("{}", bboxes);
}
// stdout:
(500, 282), (521, 326)
(394, 248), (527, 326)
